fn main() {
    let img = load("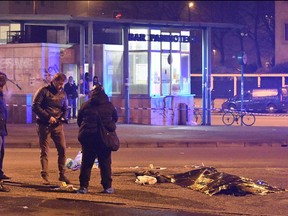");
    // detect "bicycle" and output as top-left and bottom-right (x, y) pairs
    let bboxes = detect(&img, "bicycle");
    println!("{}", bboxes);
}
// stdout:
(222, 110), (256, 126)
